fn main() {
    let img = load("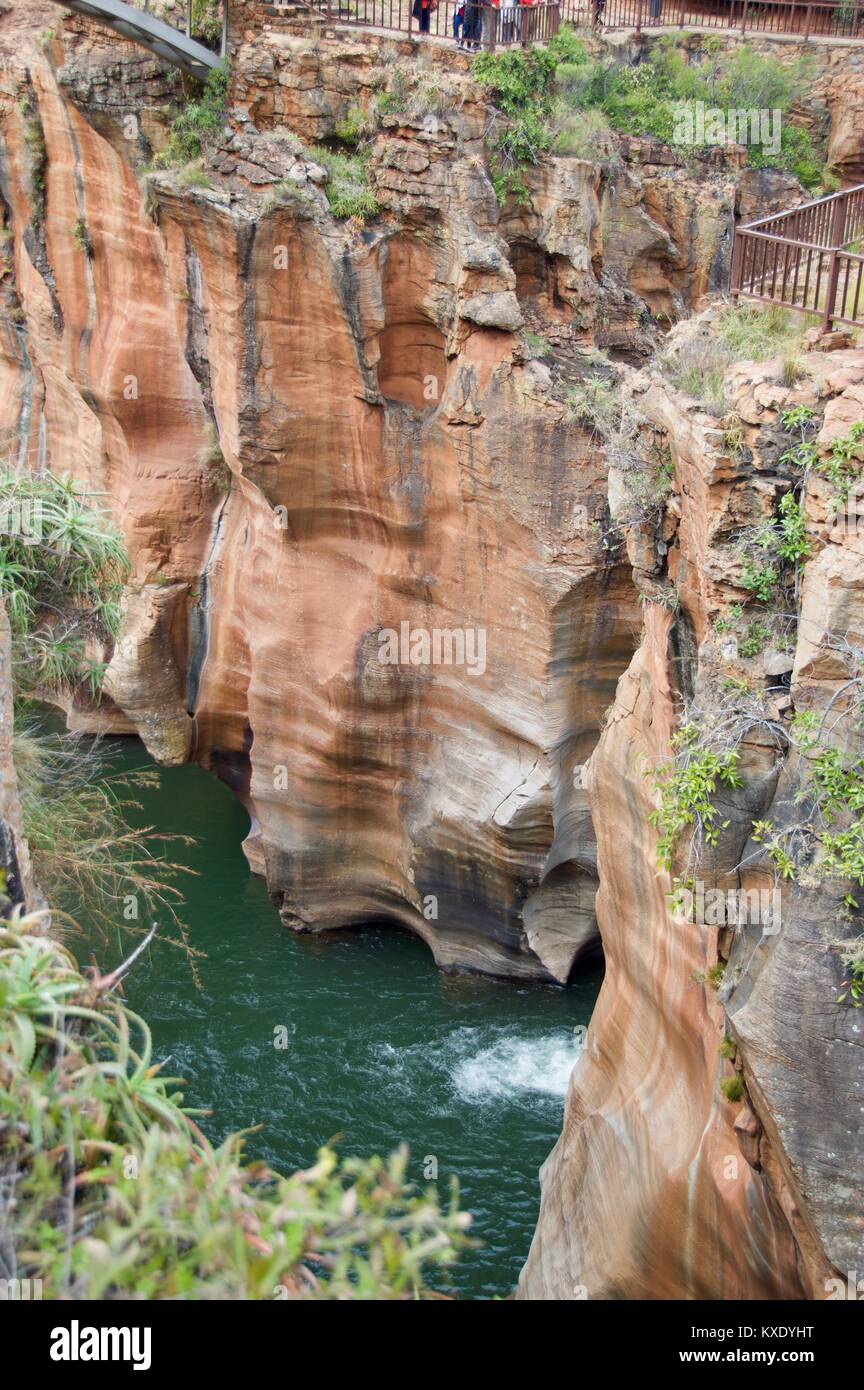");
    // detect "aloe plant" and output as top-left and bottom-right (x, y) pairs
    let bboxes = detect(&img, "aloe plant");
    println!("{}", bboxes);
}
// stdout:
(0, 911), (471, 1300)
(0, 468), (129, 698)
